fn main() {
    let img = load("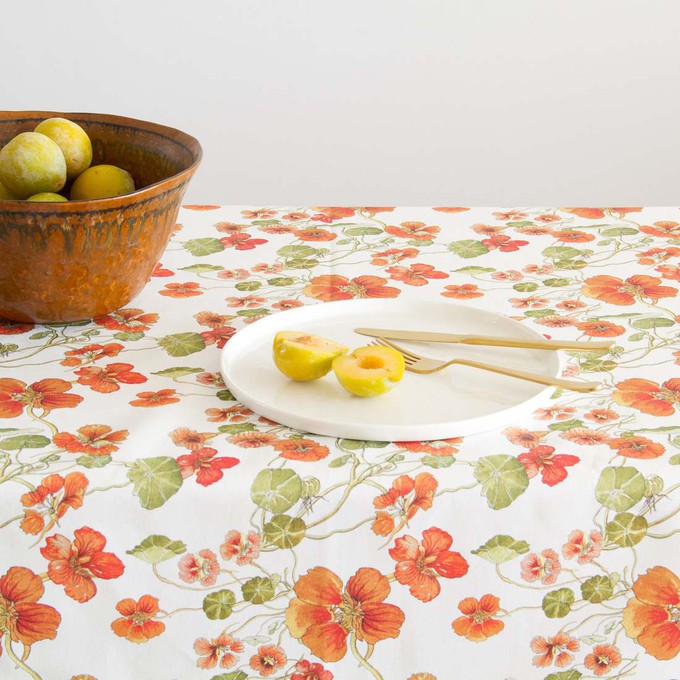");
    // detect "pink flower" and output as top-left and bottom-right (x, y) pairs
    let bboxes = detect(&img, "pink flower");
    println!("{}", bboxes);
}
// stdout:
(179, 550), (220, 586)
(226, 295), (267, 308)
(220, 530), (261, 566)
(560, 428), (610, 446)
(535, 214), (562, 223)
(523, 264), (554, 275)
(491, 270), (523, 281)
(272, 299), (303, 310)
(535, 315), (577, 328)
(556, 299), (587, 311)
(534, 406), (576, 421)
(252, 263), (283, 274)
(493, 210), (527, 221)
(292, 659), (334, 680)
(217, 269), (249, 280)
(509, 296), (550, 309)
(562, 530), (602, 564)
(194, 633), (244, 670)
(520, 550), (561, 585)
